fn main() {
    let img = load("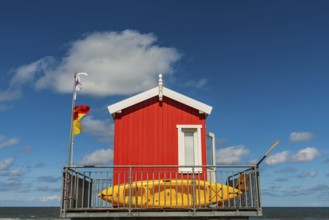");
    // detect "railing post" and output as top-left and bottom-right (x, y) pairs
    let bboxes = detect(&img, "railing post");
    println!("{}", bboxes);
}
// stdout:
(255, 166), (262, 215)
(64, 167), (71, 207)
(61, 167), (69, 217)
(128, 166), (132, 215)
(192, 166), (196, 214)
